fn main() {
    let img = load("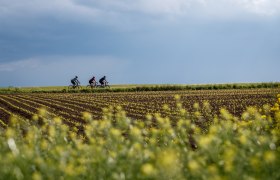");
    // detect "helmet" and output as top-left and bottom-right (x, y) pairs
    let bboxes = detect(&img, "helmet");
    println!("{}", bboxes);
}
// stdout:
(75, 76), (78, 78)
